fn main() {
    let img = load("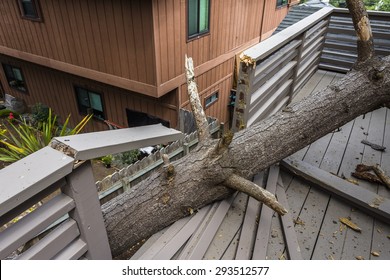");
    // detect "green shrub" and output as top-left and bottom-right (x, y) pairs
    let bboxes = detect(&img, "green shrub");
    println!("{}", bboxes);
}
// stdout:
(120, 150), (140, 165)
(0, 109), (19, 118)
(31, 103), (50, 124)
(101, 155), (113, 168)
(0, 109), (92, 162)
